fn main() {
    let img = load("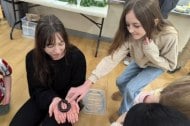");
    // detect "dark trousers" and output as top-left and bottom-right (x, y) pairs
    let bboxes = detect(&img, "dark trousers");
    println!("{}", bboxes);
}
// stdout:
(10, 98), (72, 126)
